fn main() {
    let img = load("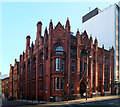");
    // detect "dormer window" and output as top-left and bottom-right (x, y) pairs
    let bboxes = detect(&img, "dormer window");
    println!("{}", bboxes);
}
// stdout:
(56, 46), (63, 54)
